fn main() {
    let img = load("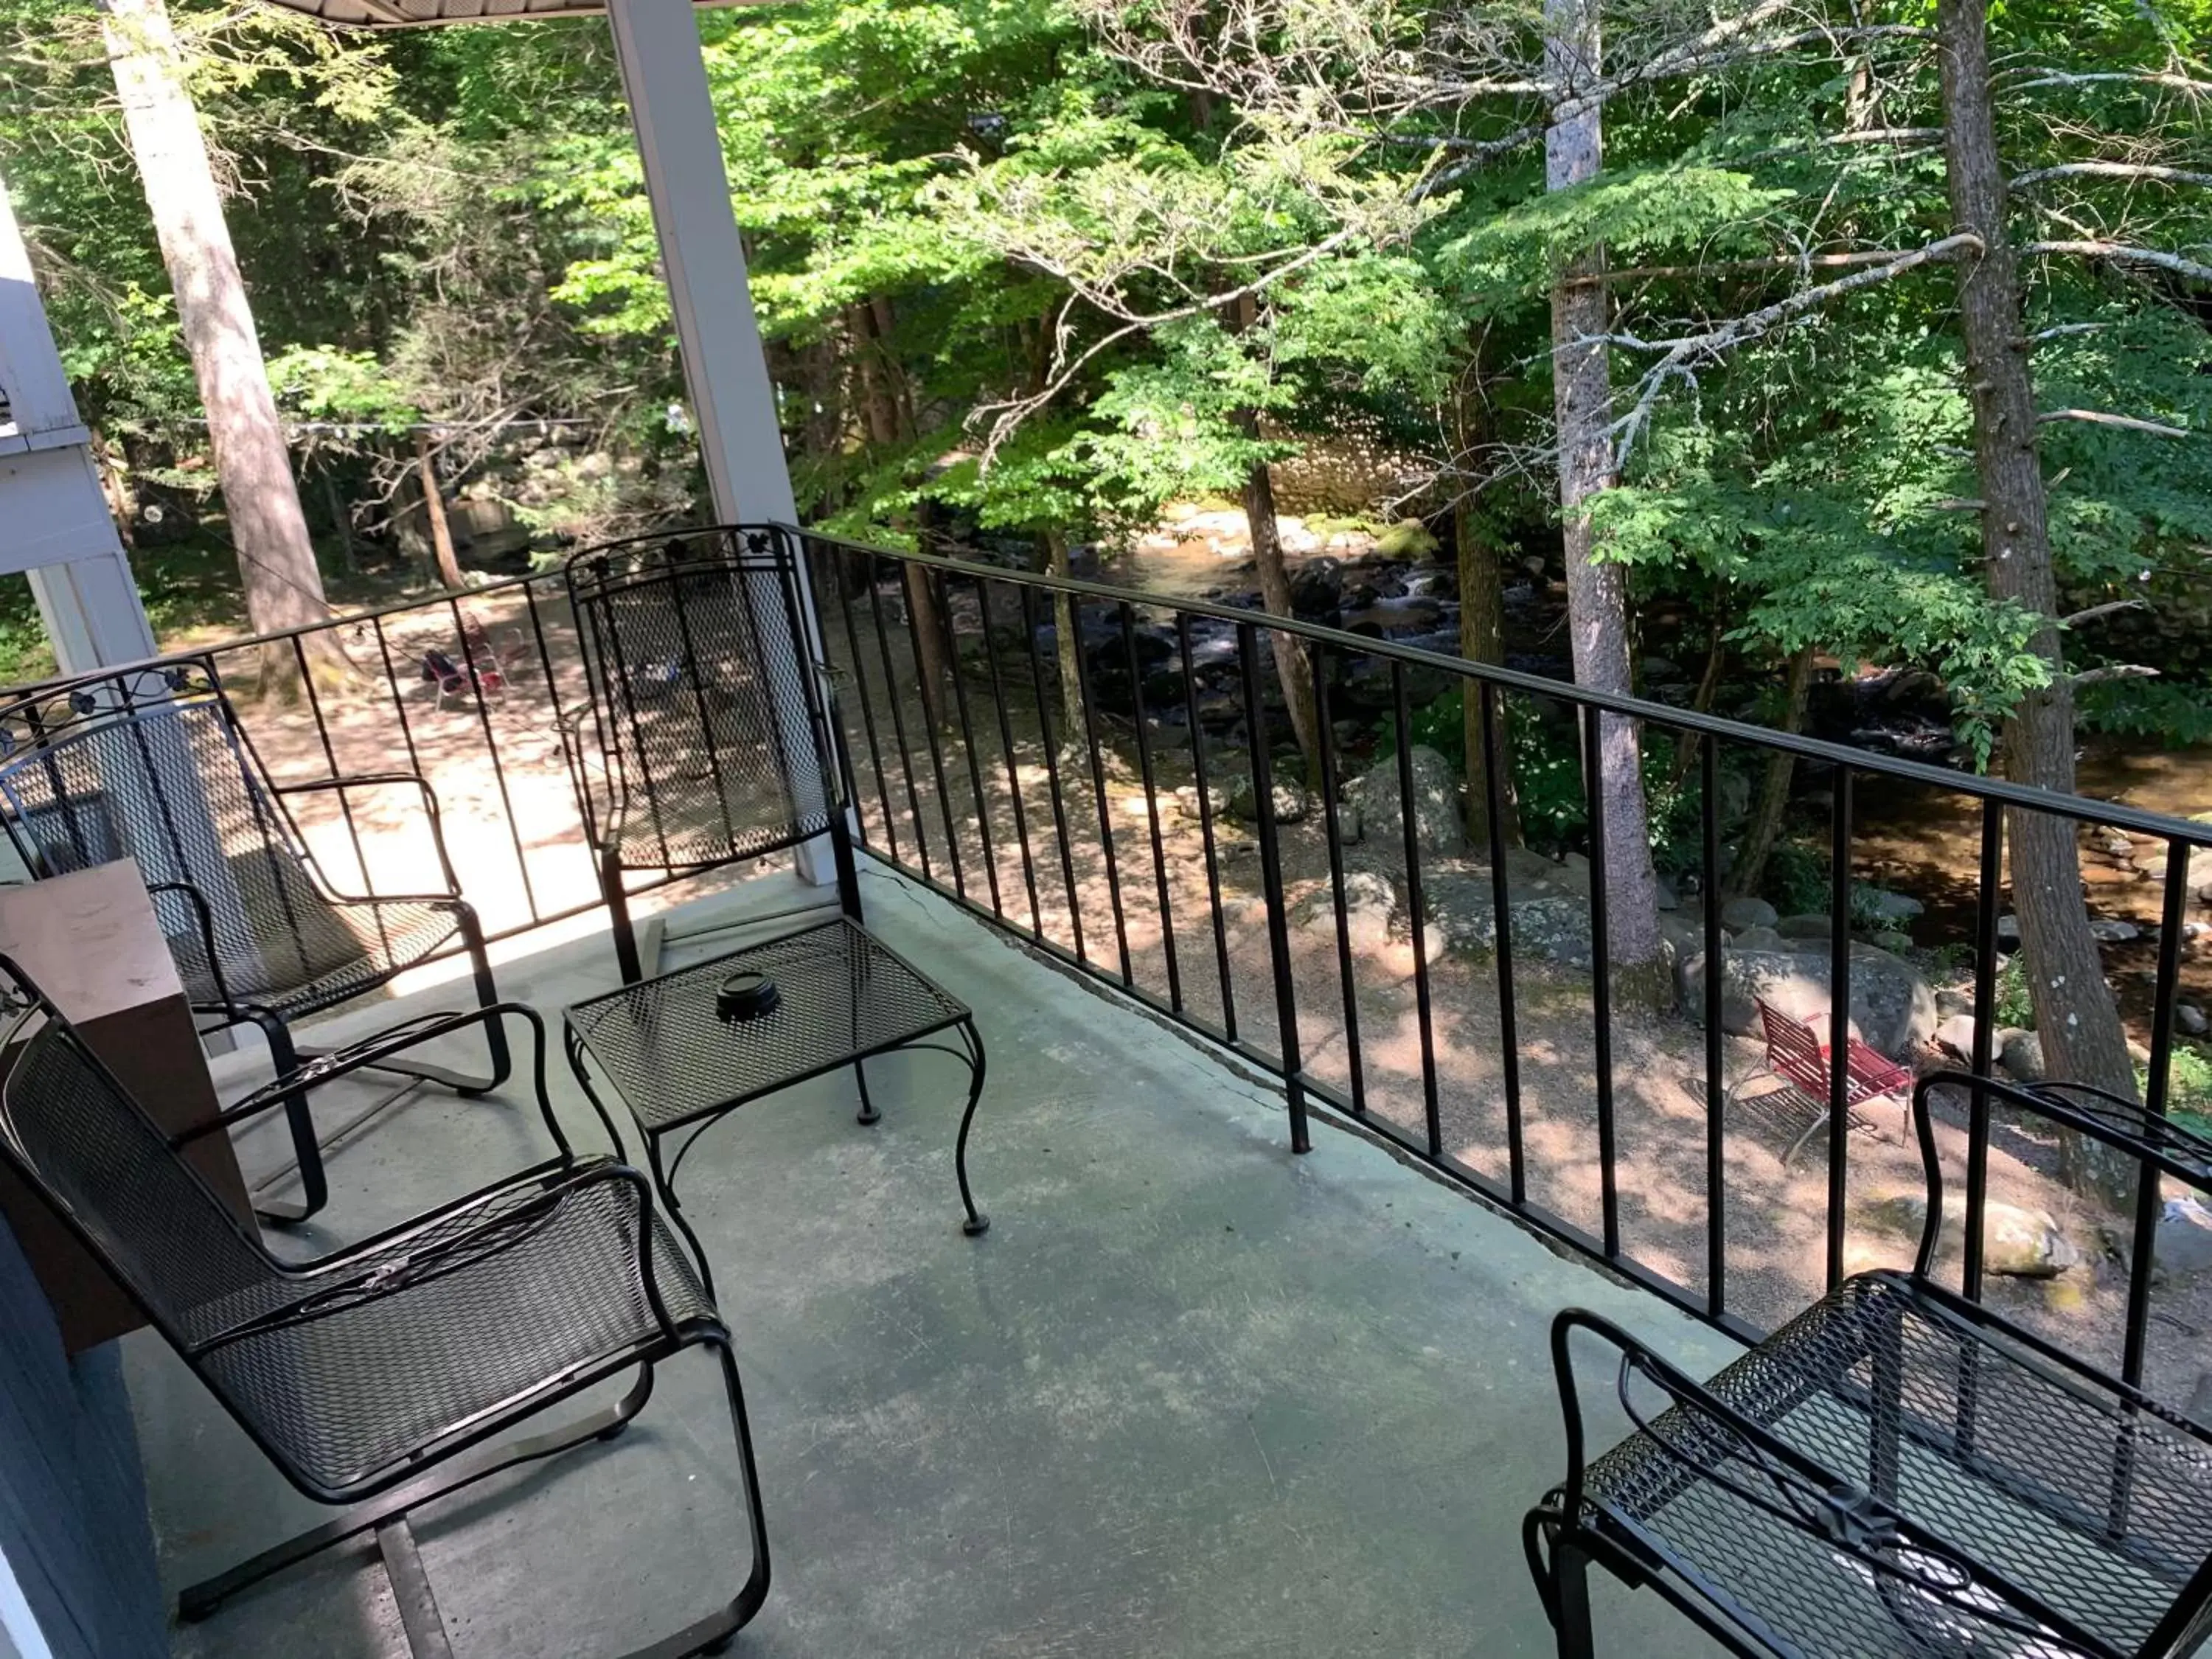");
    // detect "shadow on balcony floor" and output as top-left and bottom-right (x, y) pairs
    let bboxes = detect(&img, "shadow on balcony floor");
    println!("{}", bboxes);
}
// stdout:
(128, 863), (1735, 1658)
